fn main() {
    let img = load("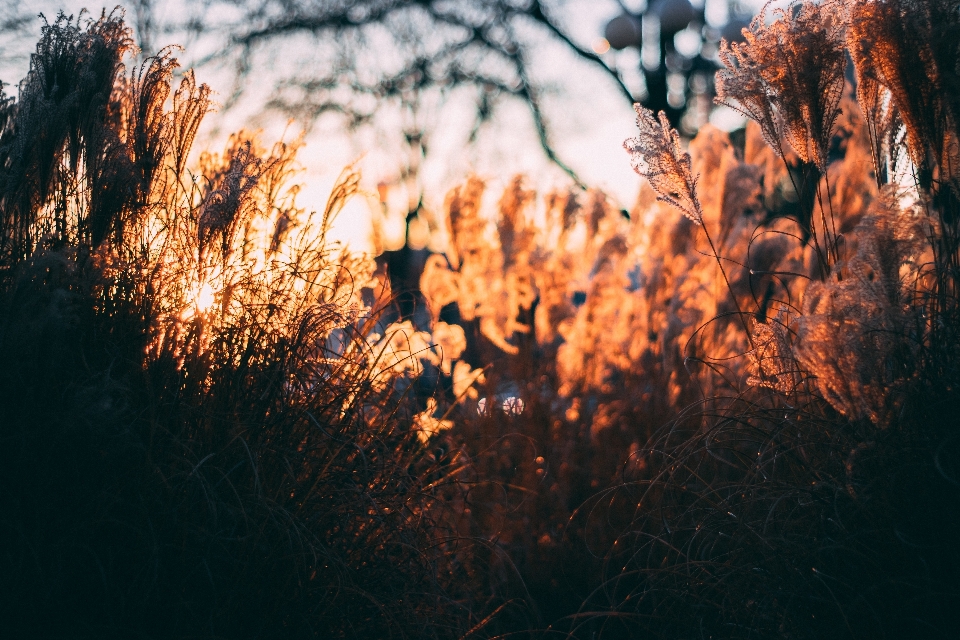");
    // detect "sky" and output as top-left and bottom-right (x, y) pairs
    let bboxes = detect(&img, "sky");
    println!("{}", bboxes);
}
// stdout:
(0, 0), (766, 253)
